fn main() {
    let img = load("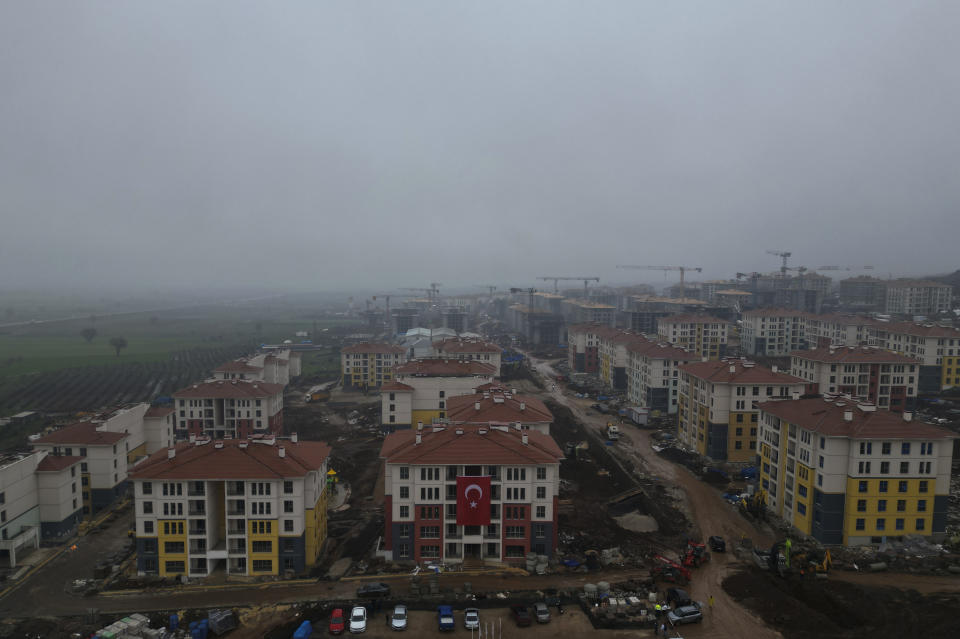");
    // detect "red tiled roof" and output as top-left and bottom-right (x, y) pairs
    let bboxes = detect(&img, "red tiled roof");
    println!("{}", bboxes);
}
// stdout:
(214, 360), (262, 373)
(757, 398), (957, 440)
(381, 381), (415, 392)
(626, 338), (698, 361)
(446, 392), (553, 424)
(380, 426), (563, 465)
(33, 422), (128, 446)
(342, 342), (406, 355)
(173, 379), (284, 399)
(130, 439), (332, 480)
(36, 454), (84, 472)
(873, 322), (960, 338)
(145, 405), (175, 418)
(435, 338), (501, 354)
(396, 359), (496, 377)
(743, 308), (809, 318)
(791, 346), (919, 364)
(658, 314), (730, 324)
(680, 360), (805, 384)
